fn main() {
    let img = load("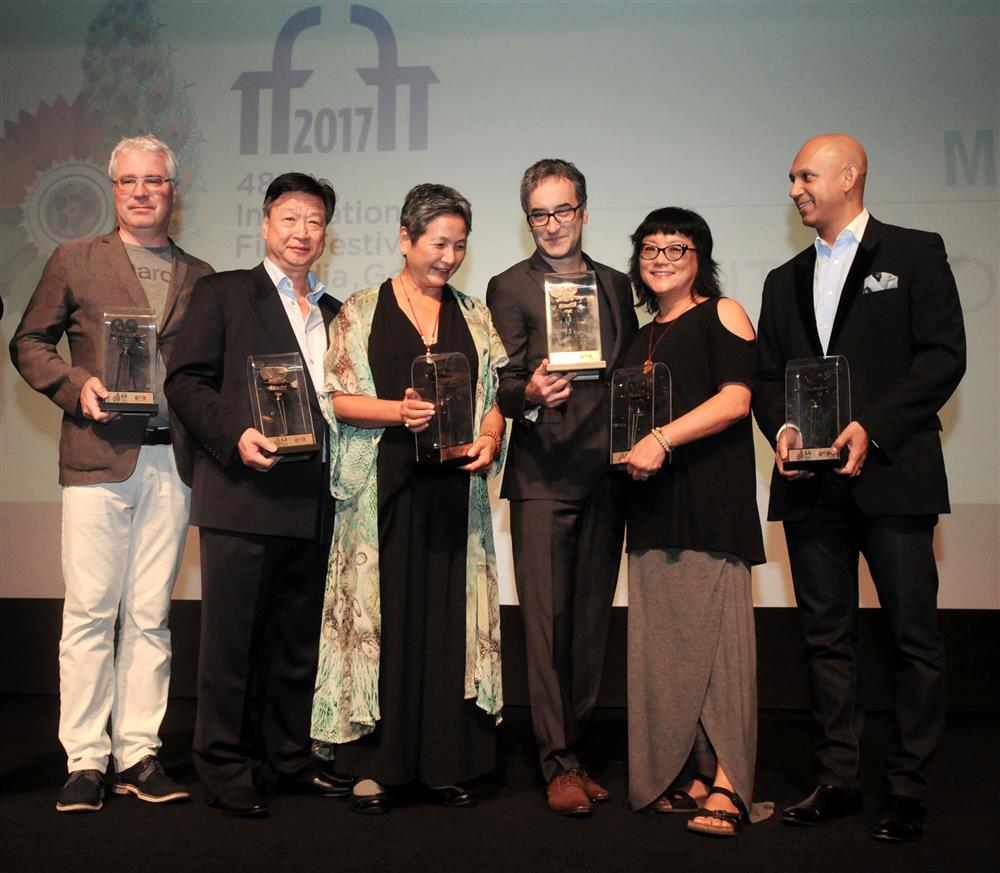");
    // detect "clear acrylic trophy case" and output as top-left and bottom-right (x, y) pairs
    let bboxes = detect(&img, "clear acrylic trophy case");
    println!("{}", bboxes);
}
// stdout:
(247, 353), (318, 454)
(99, 309), (158, 414)
(610, 363), (672, 465)
(784, 355), (851, 470)
(410, 352), (475, 464)
(544, 271), (606, 373)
